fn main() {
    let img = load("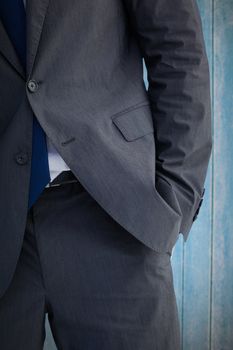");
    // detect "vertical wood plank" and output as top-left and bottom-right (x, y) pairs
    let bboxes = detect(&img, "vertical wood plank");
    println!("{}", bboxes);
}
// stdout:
(172, 236), (184, 336)
(181, 0), (213, 349)
(212, 1), (233, 349)
(45, 317), (56, 350)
